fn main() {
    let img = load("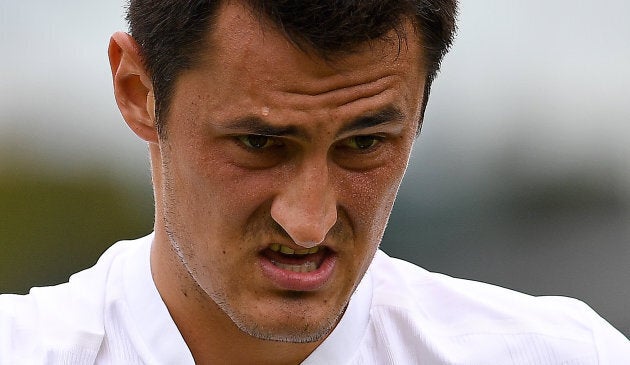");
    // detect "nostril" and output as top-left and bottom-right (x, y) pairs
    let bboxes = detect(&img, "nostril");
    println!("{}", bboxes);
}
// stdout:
(271, 211), (333, 249)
